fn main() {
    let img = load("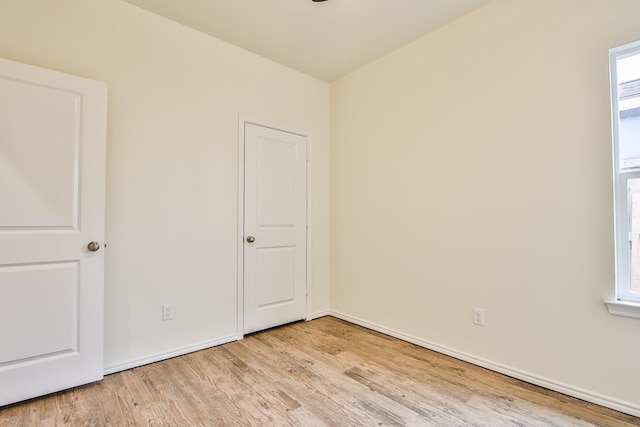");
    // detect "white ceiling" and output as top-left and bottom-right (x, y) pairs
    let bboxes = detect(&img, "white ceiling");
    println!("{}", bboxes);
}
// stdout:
(122, 0), (494, 82)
